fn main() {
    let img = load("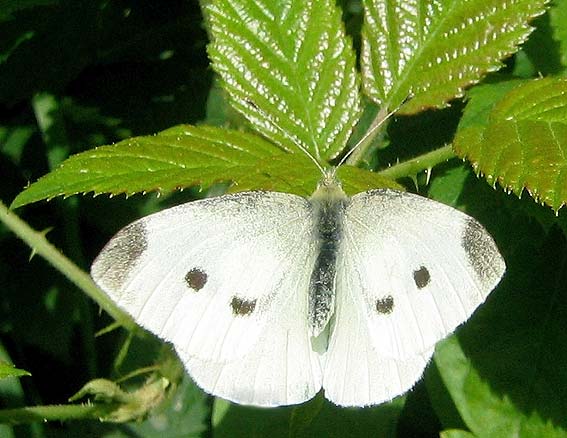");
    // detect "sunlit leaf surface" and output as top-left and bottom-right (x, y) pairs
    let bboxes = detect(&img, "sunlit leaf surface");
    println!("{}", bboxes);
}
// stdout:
(455, 77), (567, 212)
(207, 0), (361, 161)
(361, 0), (548, 113)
